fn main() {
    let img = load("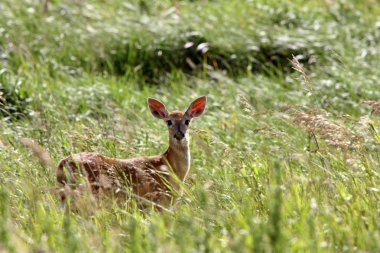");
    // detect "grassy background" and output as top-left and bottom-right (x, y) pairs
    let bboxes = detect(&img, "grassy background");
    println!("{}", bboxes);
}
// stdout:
(1, 0), (380, 252)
